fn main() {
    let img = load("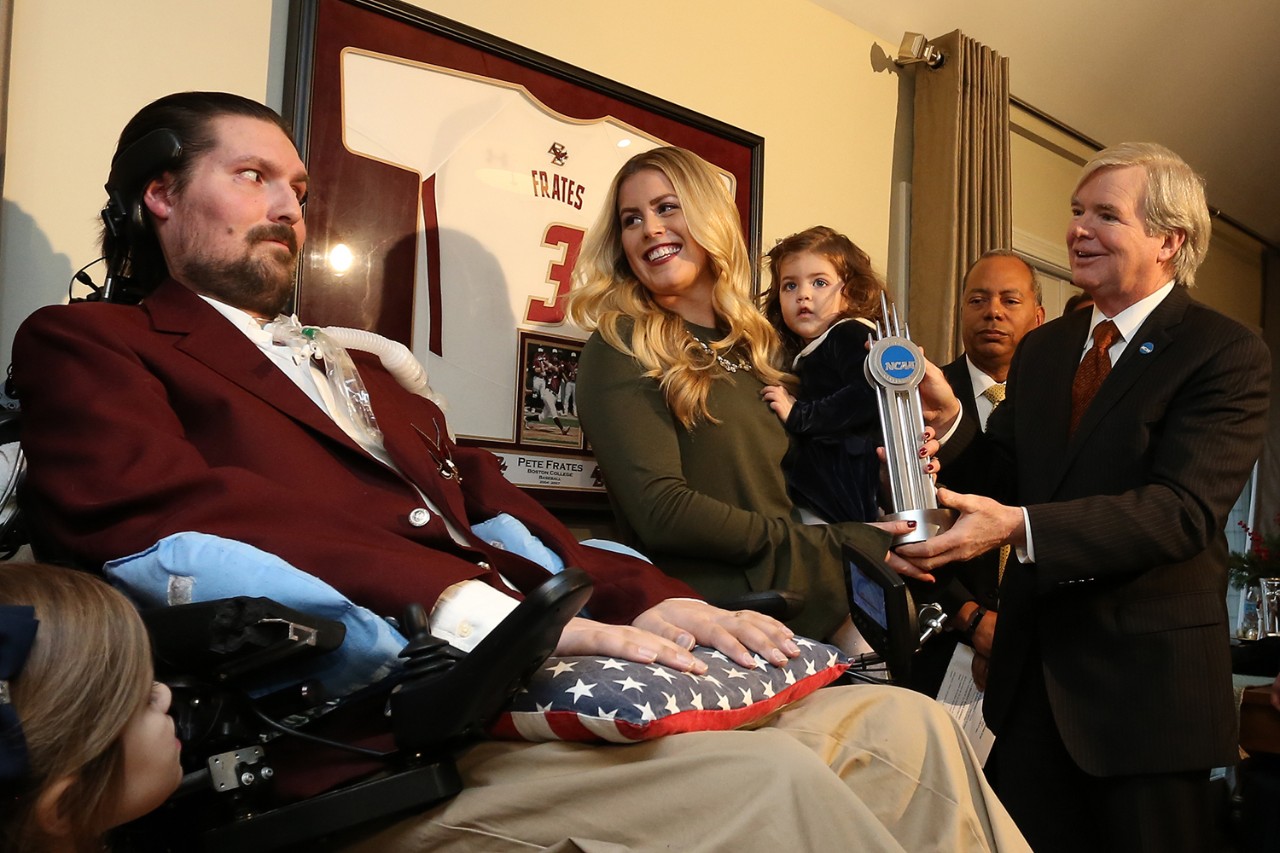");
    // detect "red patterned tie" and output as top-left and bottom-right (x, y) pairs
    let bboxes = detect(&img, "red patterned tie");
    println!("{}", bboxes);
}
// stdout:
(1070, 320), (1119, 434)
